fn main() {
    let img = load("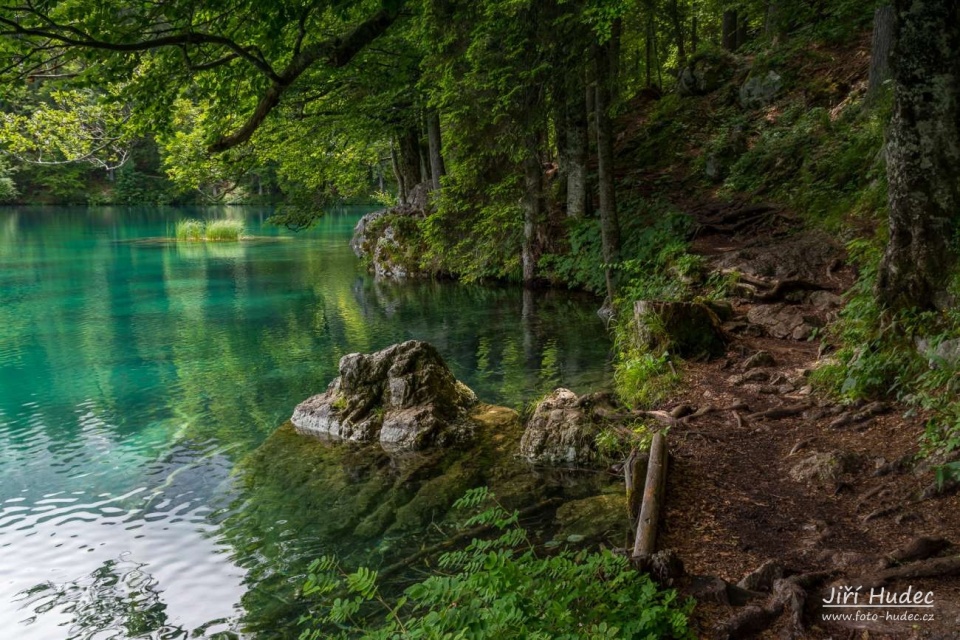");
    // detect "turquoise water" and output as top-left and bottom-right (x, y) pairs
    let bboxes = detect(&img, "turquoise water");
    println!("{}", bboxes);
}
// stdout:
(0, 206), (612, 638)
